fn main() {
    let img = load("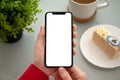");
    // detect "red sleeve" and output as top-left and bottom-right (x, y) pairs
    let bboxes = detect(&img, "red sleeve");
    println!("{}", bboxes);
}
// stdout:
(19, 64), (49, 80)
